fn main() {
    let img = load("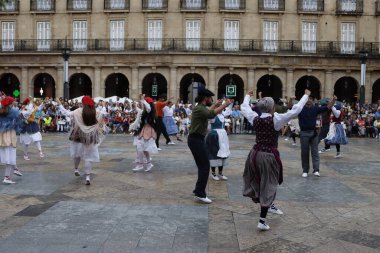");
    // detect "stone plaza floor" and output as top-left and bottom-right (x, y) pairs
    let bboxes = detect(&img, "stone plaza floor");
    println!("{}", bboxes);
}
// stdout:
(0, 133), (379, 253)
